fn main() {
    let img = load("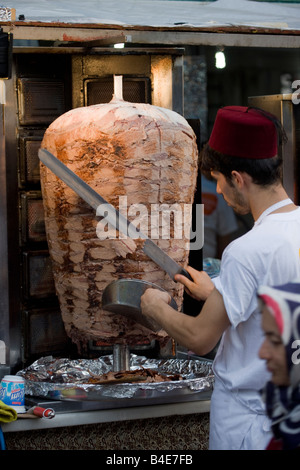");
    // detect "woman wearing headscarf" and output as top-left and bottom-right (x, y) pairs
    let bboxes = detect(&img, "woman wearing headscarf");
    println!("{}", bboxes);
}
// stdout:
(258, 280), (300, 450)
